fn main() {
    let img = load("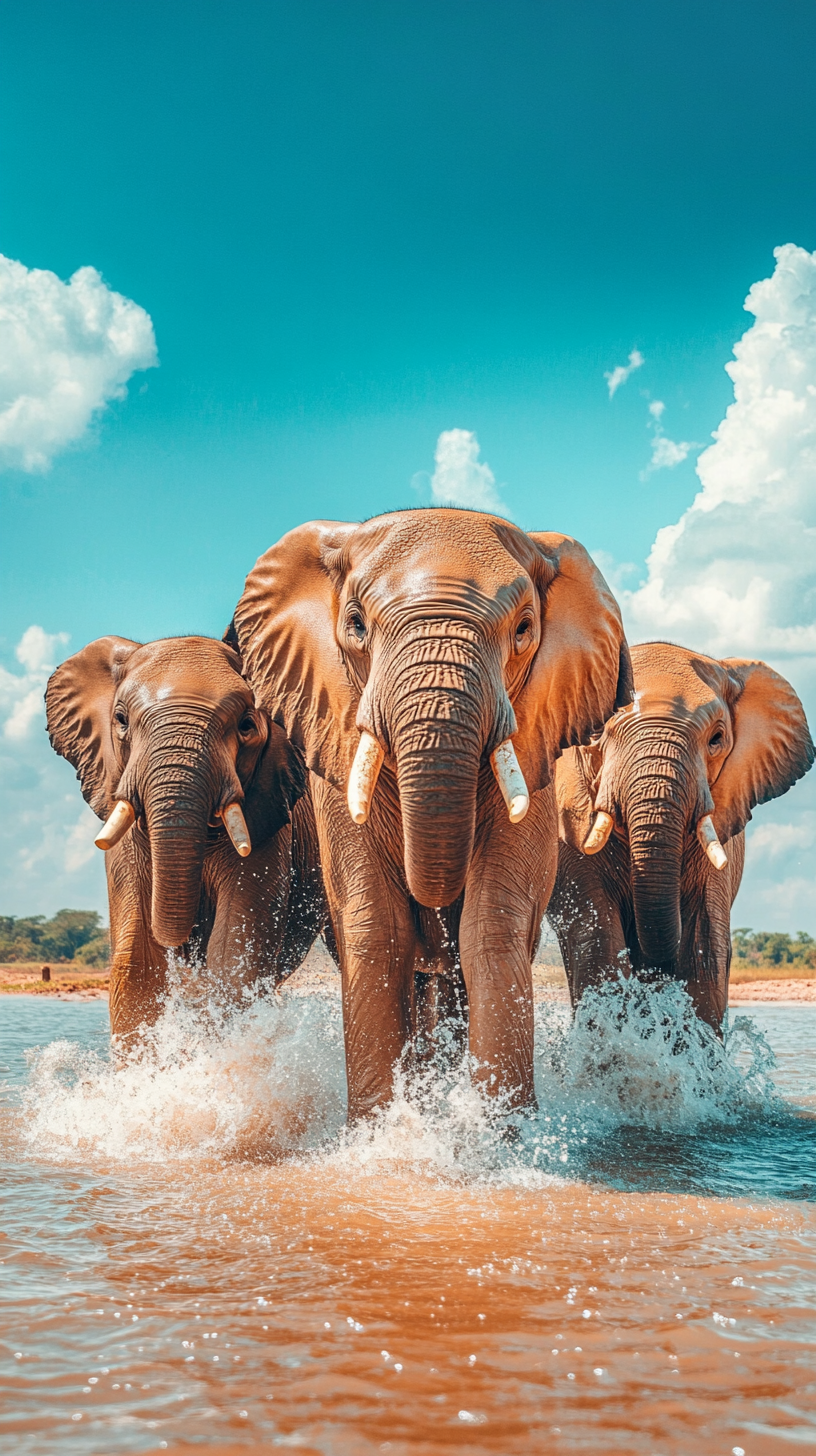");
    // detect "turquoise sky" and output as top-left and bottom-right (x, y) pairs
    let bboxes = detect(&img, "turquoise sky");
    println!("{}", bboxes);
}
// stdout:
(2, 0), (815, 651)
